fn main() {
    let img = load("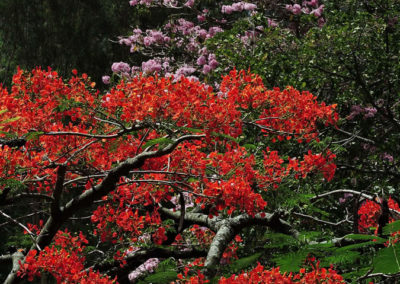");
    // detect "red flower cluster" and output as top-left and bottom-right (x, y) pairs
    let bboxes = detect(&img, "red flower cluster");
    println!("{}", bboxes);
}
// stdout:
(18, 230), (114, 283)
(358, 197), (400, 234)
(219, 69), (338, 143)
(180, 262), (344, 283)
